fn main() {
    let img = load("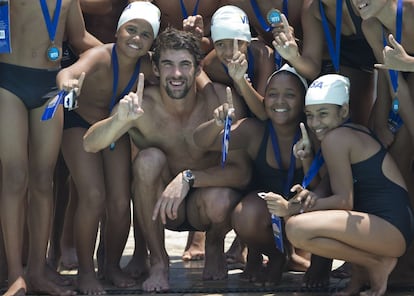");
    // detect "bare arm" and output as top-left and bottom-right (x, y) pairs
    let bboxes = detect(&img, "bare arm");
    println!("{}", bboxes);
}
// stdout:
(80, 0), (112, 14)
(272, 1), (324, 80)
(66, 0), (102, 53)
(83, 73), (145, 152)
